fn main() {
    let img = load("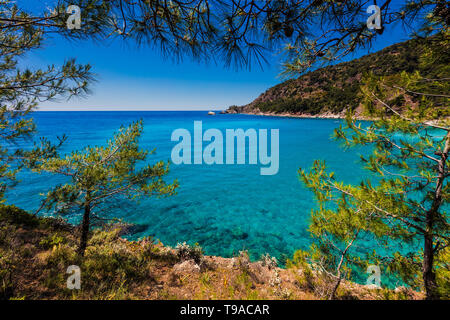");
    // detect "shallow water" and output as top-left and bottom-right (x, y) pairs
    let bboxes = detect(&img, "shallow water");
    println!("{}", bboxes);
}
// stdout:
(7, 111), (371, 263)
